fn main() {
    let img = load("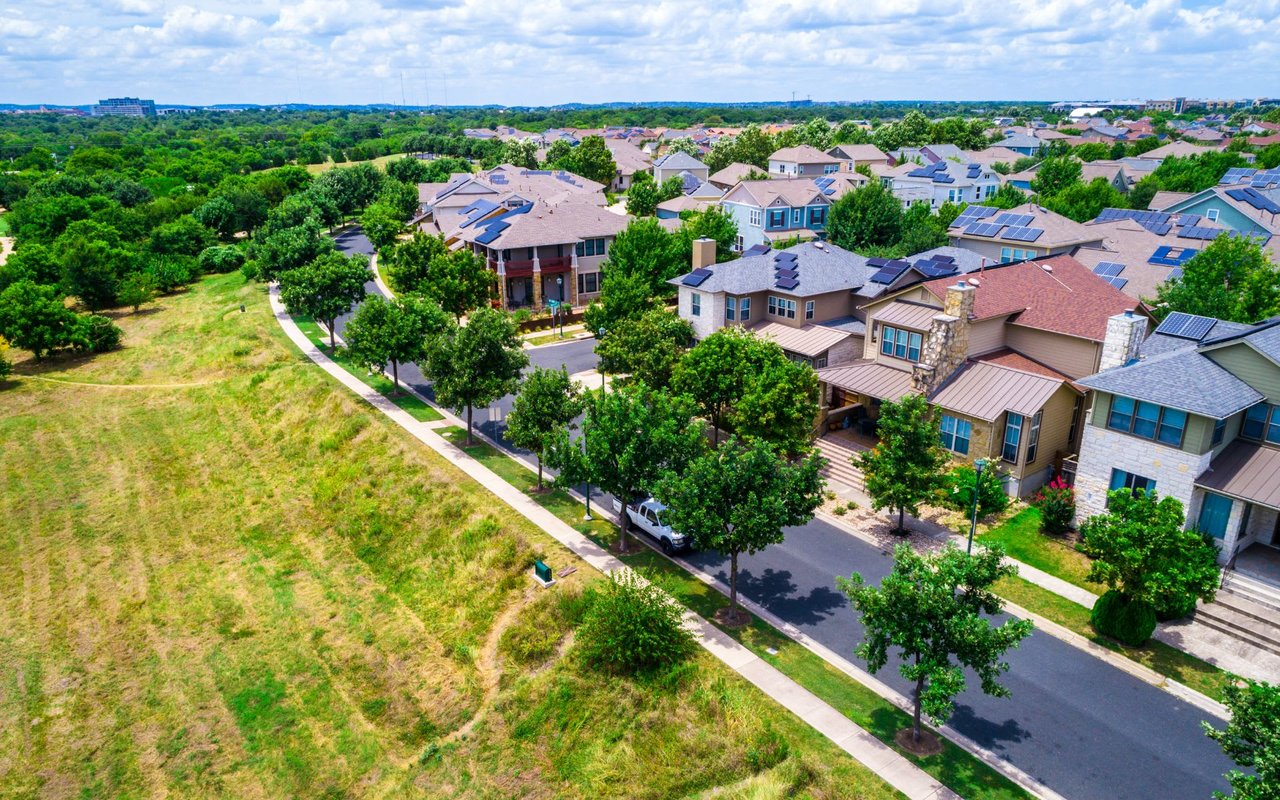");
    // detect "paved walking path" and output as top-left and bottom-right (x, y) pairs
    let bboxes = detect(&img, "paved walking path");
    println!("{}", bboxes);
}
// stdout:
(270, 286), (958, 800)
